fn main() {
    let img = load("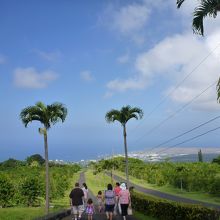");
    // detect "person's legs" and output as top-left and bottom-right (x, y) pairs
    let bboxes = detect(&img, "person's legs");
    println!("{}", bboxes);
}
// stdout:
(78, 205), (84, 219)
(109, 212), (113, 220)
(106, 211), (109, 219)
(72, 206), (78, 220)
